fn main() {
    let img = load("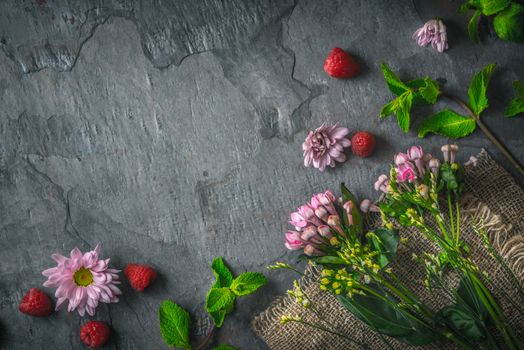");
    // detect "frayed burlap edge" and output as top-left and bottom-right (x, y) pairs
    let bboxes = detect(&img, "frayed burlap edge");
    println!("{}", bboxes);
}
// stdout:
(252, 149), (524, 350)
